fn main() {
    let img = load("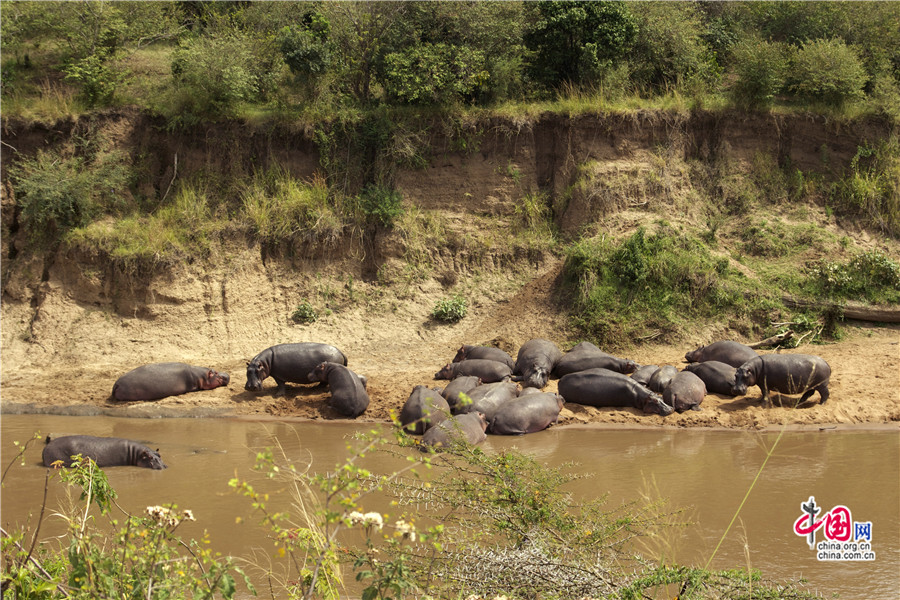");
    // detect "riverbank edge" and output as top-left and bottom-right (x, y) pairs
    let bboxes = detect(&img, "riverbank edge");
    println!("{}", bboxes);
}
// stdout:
(4, 401), (897, 434)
